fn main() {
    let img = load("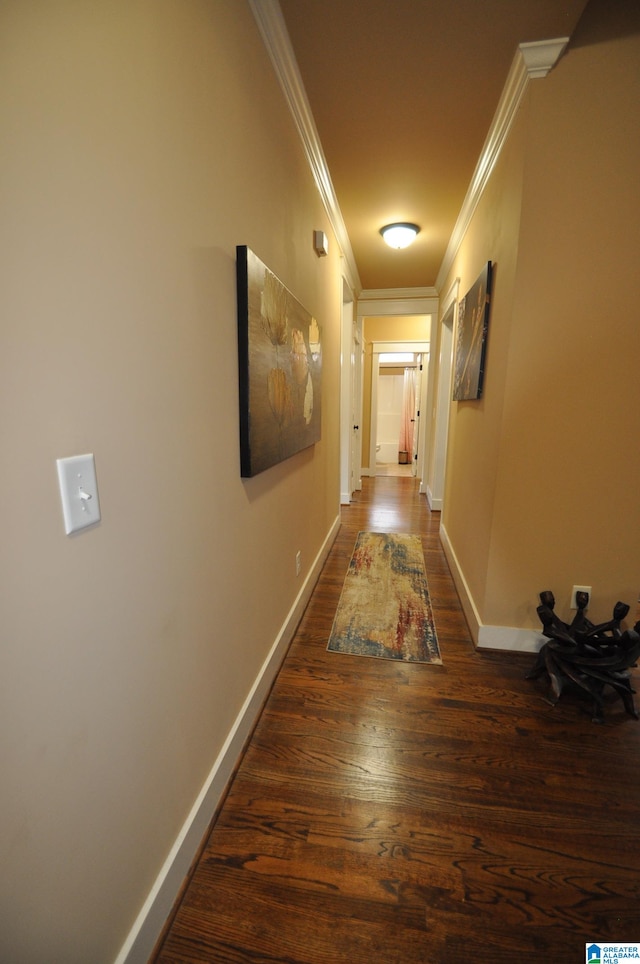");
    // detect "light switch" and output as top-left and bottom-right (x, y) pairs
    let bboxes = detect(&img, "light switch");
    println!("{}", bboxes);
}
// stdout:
(56, 453), (101, 535)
